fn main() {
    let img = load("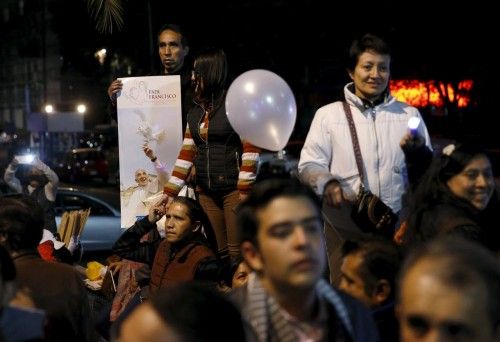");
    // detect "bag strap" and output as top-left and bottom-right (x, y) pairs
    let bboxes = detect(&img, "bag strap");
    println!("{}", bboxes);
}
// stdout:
(342, 101), (366, 186)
